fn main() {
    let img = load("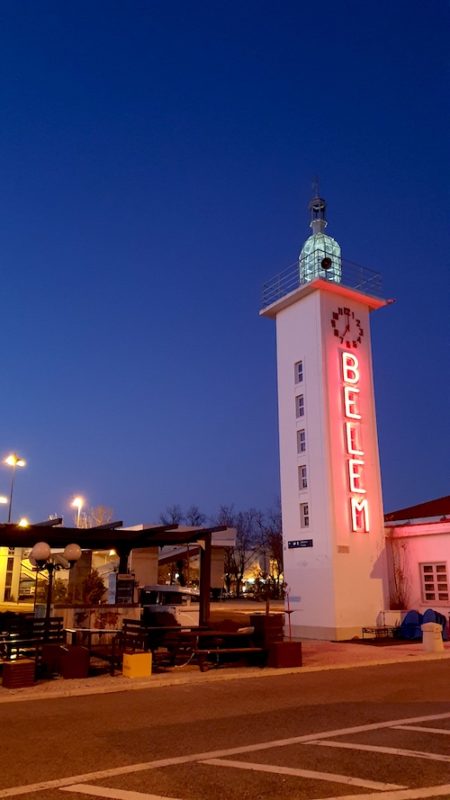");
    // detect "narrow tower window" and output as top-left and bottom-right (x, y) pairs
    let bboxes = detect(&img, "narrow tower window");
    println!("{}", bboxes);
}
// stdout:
(300, 502), (310, 527)
(294, 361), (303, 383)
(297, 429), (306, 453)
(298, 465), (308, 490)
(295, 395), (305, 418)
